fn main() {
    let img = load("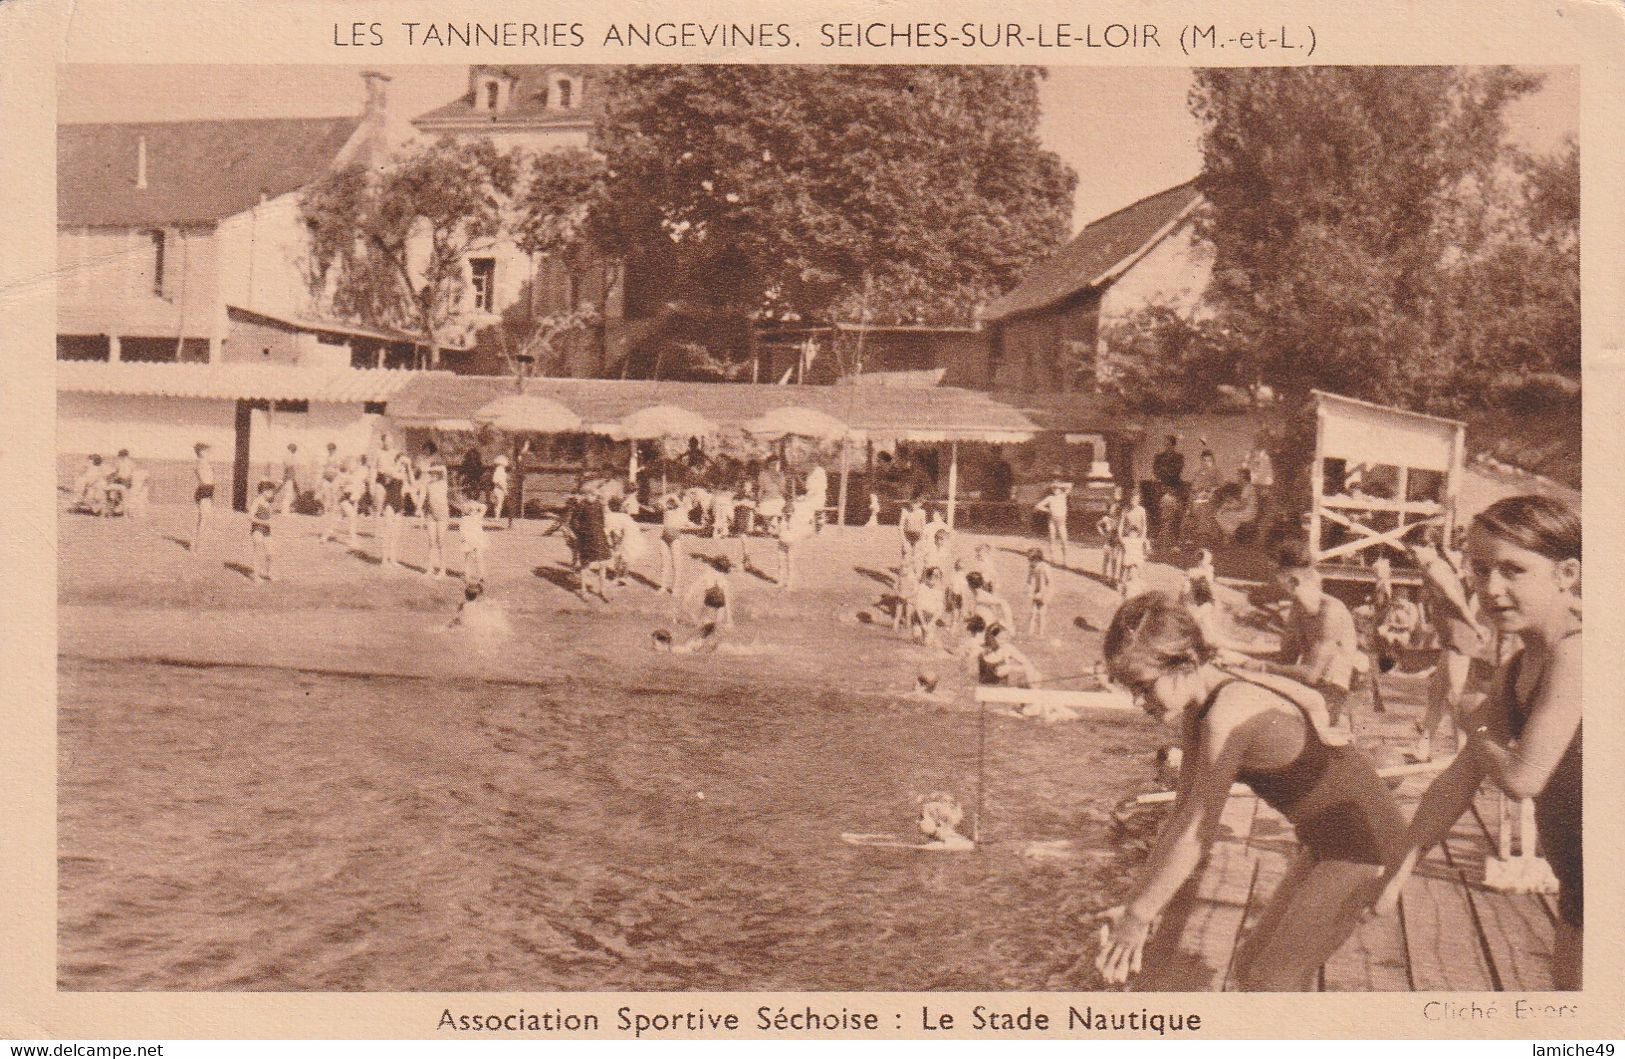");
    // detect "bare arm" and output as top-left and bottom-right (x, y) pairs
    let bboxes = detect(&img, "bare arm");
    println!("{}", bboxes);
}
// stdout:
(1125, 696), (1251, 922)
(1419, 555), (1478, 630)
(1472, 638), (1581, 800)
